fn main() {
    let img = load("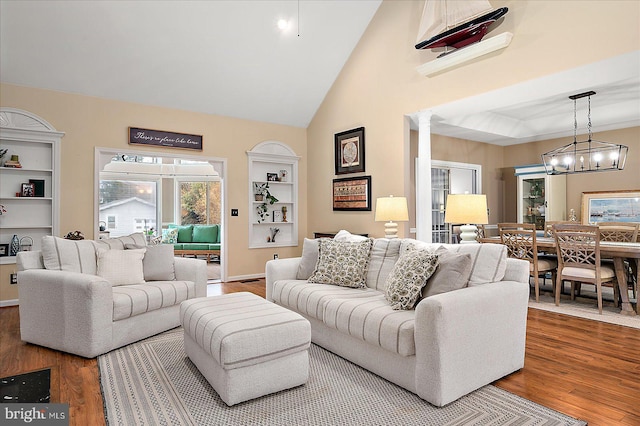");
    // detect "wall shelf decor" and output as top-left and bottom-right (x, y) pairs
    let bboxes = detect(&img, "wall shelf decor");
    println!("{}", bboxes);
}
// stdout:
(247, 141), (299, 249)
(0, 108), (64, 265)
